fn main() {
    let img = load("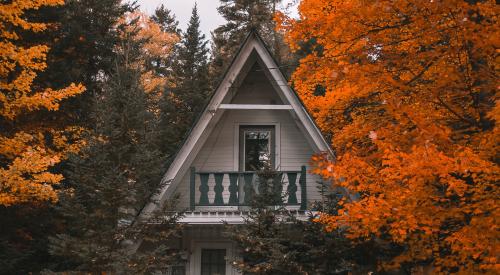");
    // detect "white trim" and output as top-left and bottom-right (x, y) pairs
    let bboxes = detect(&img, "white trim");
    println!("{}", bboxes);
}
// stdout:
(219, 104), (293, 110)
(139, 35), (256, 217)
(139, 32), (333, 220)
(253, 43), (331, 154)
(190, 241), (239, 275)
(179, 210), (310, 225)
(232, 122), (281, 171)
